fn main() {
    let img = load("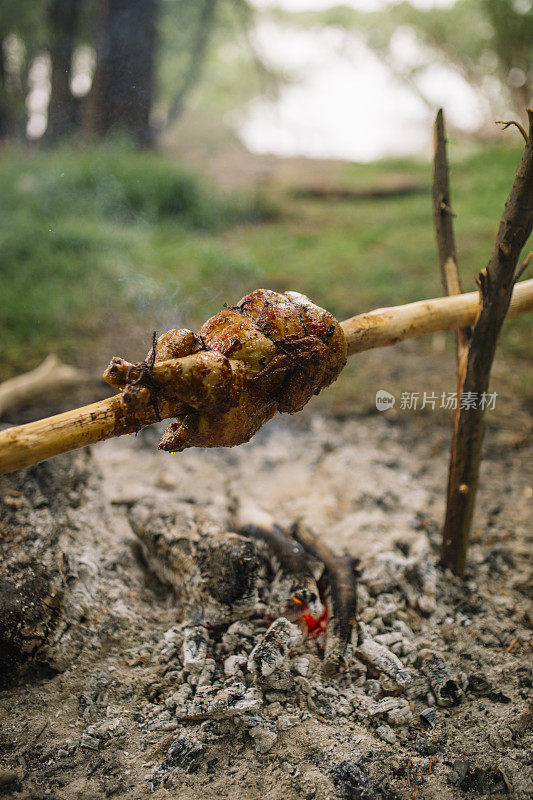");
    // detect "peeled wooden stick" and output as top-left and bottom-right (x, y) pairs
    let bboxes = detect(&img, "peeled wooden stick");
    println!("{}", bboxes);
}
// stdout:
(341, 276), (533, 355)
(0, 279), (532, 476)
